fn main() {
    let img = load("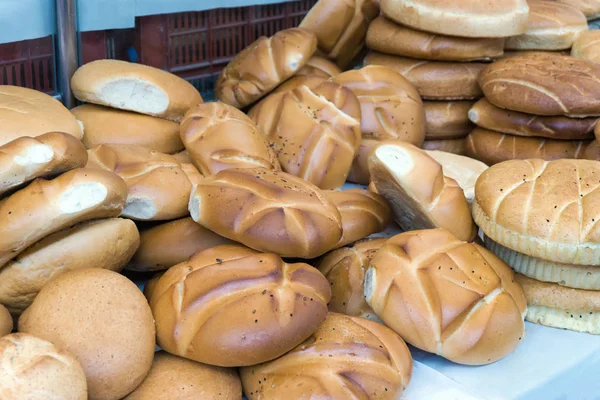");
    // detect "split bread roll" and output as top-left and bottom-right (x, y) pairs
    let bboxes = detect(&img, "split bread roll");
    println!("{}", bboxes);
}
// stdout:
(0, 218), (139, 315)
(365, 52), (485, 100)
(0, 85), (83, 146)
(423, 138), (468, 155)
(552, 0), (600, 21)
(368, 141), (476, 241)
(366, 16), (505, 61)
(572, 30), (600, 63)
(71, 60), (202, 121)
(188, 168), (343, 258)
(216, 28), (317, 108)
(296, 55), (342, 77)
(424, 101), (474, 139)
(240, 313), (412, 399)
(0, 168), (127, 268)
(150, 245), (331, 367)
(71, 104), (184, 154)
(0, 304), (12, 336)
(0, 131), (88, 197)
(0, 333), (87, 400)
(468, 98), (598, 140)
(380, 0), (530, 38)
